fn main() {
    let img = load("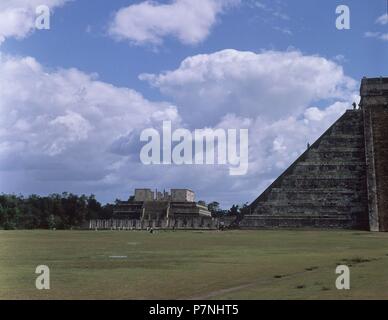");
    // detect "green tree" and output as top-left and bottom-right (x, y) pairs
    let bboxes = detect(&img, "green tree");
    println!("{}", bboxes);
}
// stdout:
(208, 201), (220, 213)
